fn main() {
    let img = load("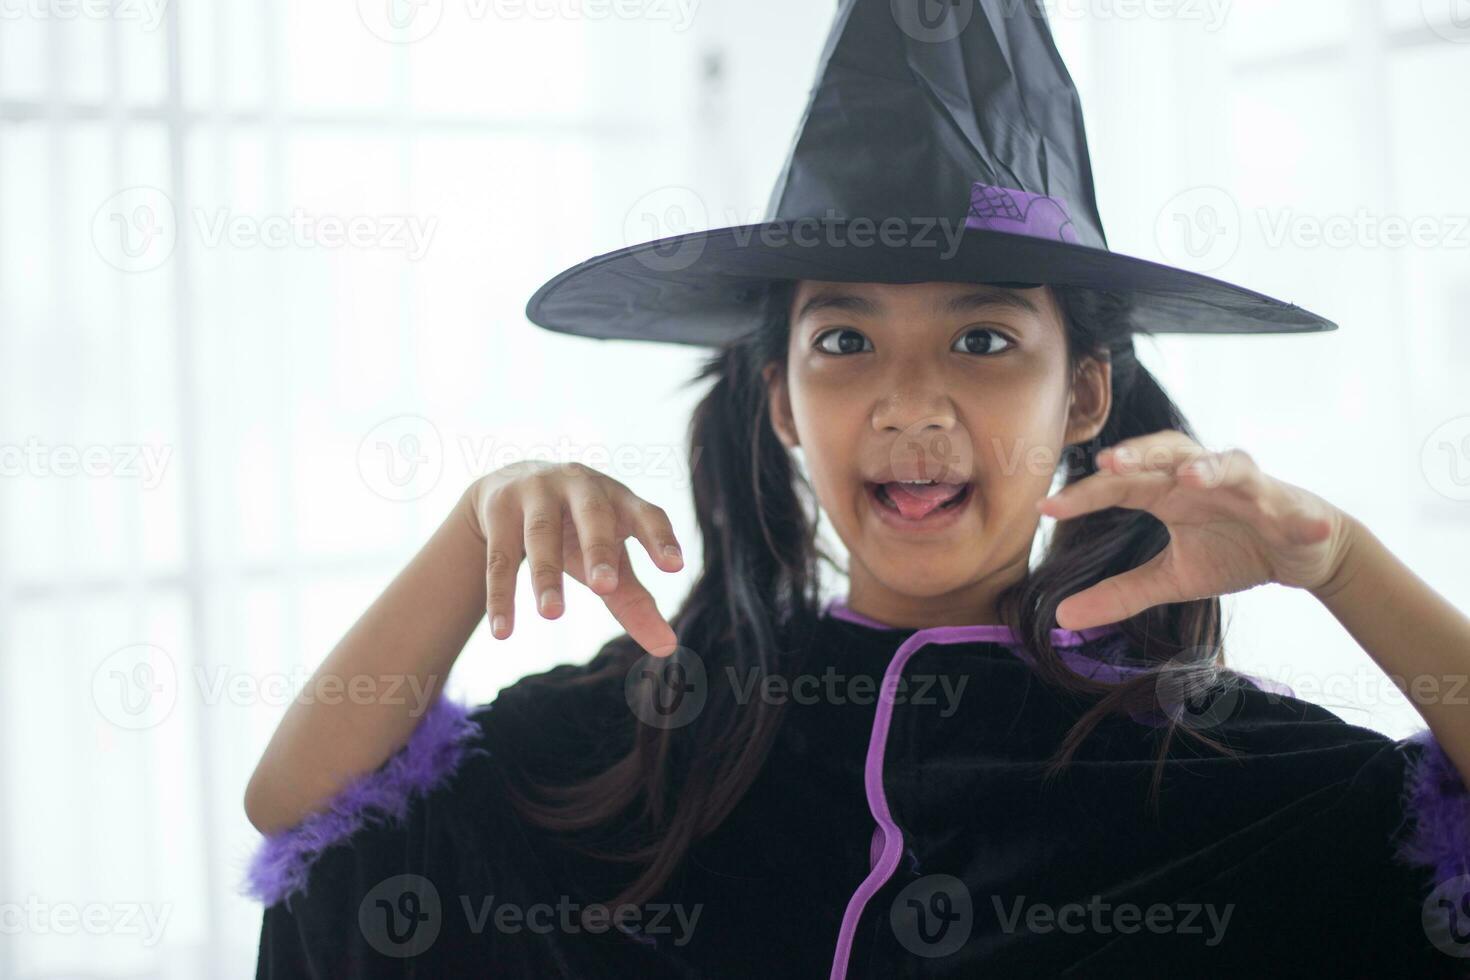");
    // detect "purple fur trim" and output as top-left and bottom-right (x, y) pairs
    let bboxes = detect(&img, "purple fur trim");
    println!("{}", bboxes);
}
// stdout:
(1394, 727), (1470, 884)
(241, 694), (483, 907)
